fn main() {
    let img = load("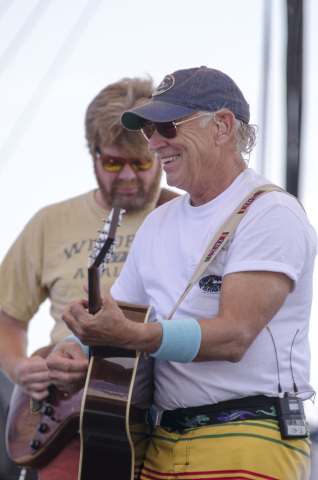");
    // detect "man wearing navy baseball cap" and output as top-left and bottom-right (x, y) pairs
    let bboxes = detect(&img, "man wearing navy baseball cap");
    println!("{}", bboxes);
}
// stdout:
(121, 66), (250, 127)
(48, 67), (316, 479)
